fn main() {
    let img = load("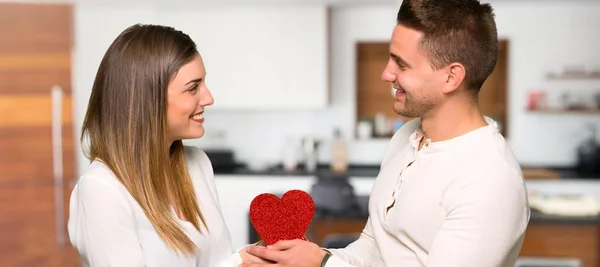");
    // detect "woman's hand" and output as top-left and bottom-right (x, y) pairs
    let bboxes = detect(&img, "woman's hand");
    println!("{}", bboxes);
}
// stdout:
(240, 245), (272, 264)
